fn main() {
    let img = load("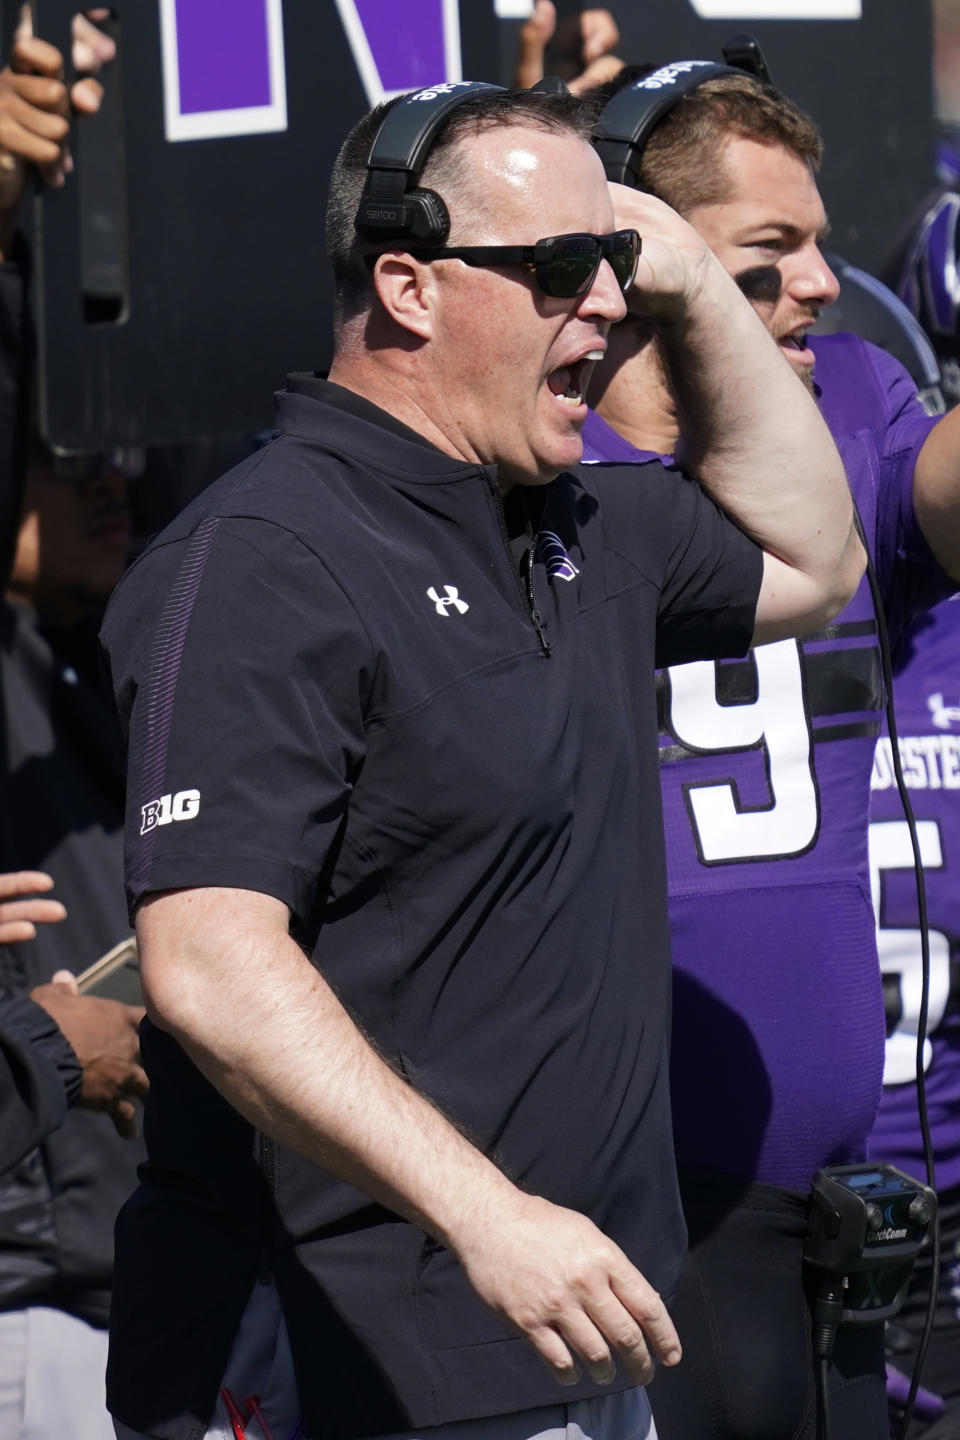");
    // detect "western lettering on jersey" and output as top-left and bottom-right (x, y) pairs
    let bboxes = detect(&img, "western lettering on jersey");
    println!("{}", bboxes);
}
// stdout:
(871, 734), (960, 791)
